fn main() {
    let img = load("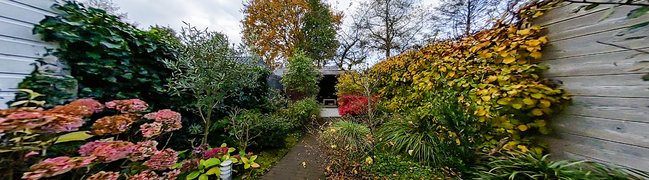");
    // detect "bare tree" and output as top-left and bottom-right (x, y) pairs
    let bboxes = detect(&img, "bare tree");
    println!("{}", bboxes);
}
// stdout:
(335, 18), (369, 70)
(82, 0), (128, 19)
(435, 0), (515, 37)
(356, 0), (434, 59)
